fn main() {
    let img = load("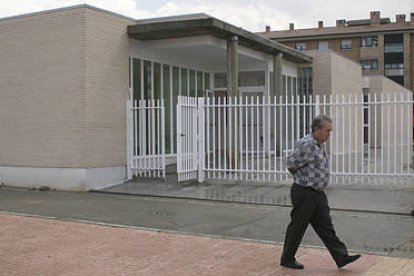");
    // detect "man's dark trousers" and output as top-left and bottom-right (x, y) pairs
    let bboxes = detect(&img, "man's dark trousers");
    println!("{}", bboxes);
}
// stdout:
(281, 184), (348, 266)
